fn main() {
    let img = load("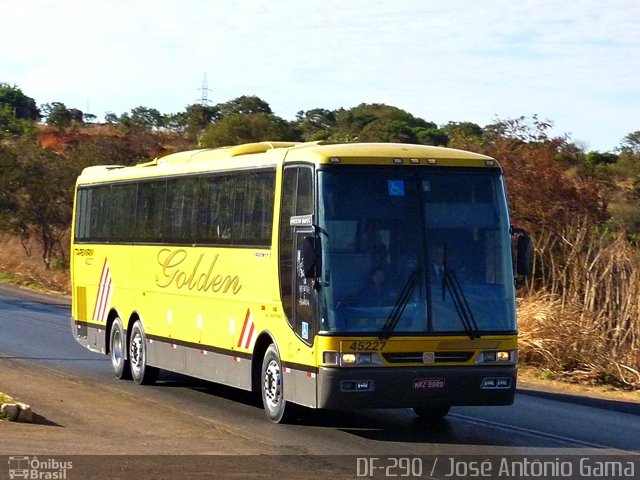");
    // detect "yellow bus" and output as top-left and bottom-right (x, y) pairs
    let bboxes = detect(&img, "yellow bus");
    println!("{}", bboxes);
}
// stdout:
(70, 141), (530, 422)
